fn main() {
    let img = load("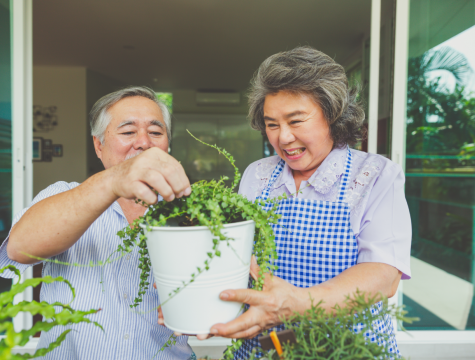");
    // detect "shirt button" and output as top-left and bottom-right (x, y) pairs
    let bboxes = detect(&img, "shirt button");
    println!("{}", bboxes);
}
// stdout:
(124, 293), (128, 299)
(124, 334), (129, 340)
(126, 255), (130, 260)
